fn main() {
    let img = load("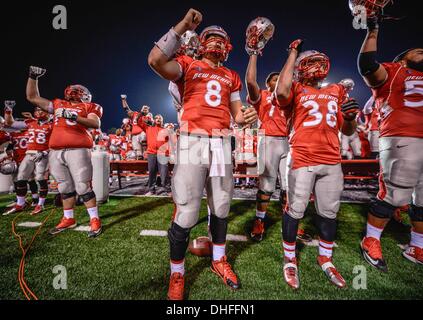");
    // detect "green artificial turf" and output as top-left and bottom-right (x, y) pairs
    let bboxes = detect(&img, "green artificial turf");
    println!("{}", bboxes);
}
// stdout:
(0, 194), (422, 300)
